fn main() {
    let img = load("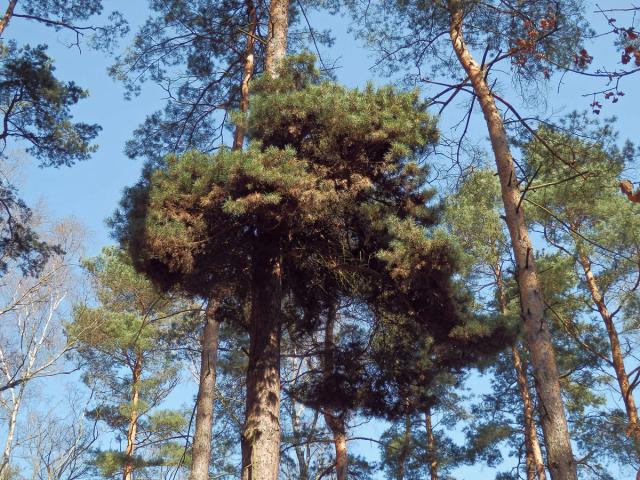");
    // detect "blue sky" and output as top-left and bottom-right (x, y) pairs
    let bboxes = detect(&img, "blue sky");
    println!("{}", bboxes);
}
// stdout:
(4, 1), (640, 479)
